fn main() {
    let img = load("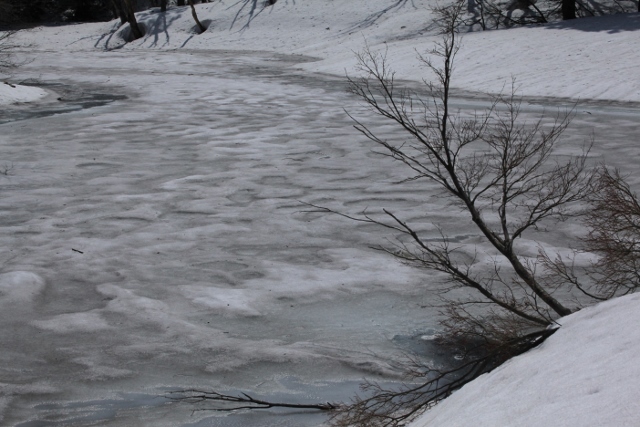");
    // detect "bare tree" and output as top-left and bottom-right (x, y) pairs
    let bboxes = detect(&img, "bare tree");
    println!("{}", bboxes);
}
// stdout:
(322, 0), (592, 328)
(304, 2), (598, 423)
(113, 0), (144, 40)
(319, 0), (640, 421)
